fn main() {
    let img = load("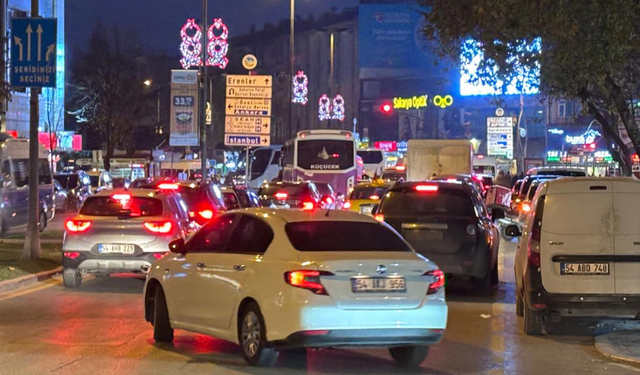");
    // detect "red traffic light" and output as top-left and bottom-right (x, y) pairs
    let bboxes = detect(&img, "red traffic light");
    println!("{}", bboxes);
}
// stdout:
(381, 103), (392, 113)
(586, 143), (596, 150)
